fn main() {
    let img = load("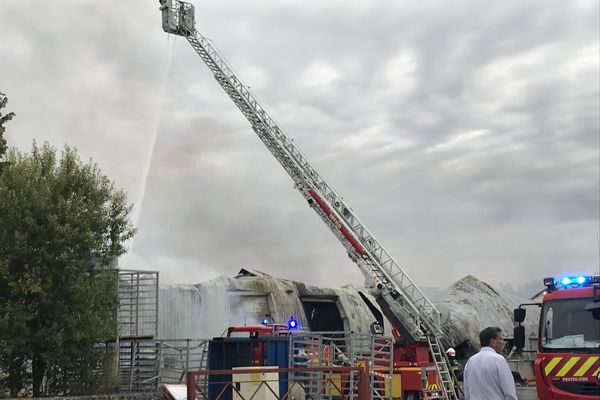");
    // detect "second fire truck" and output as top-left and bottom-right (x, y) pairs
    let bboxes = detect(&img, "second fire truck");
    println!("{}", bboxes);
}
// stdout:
(514, 275), (600, 400)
